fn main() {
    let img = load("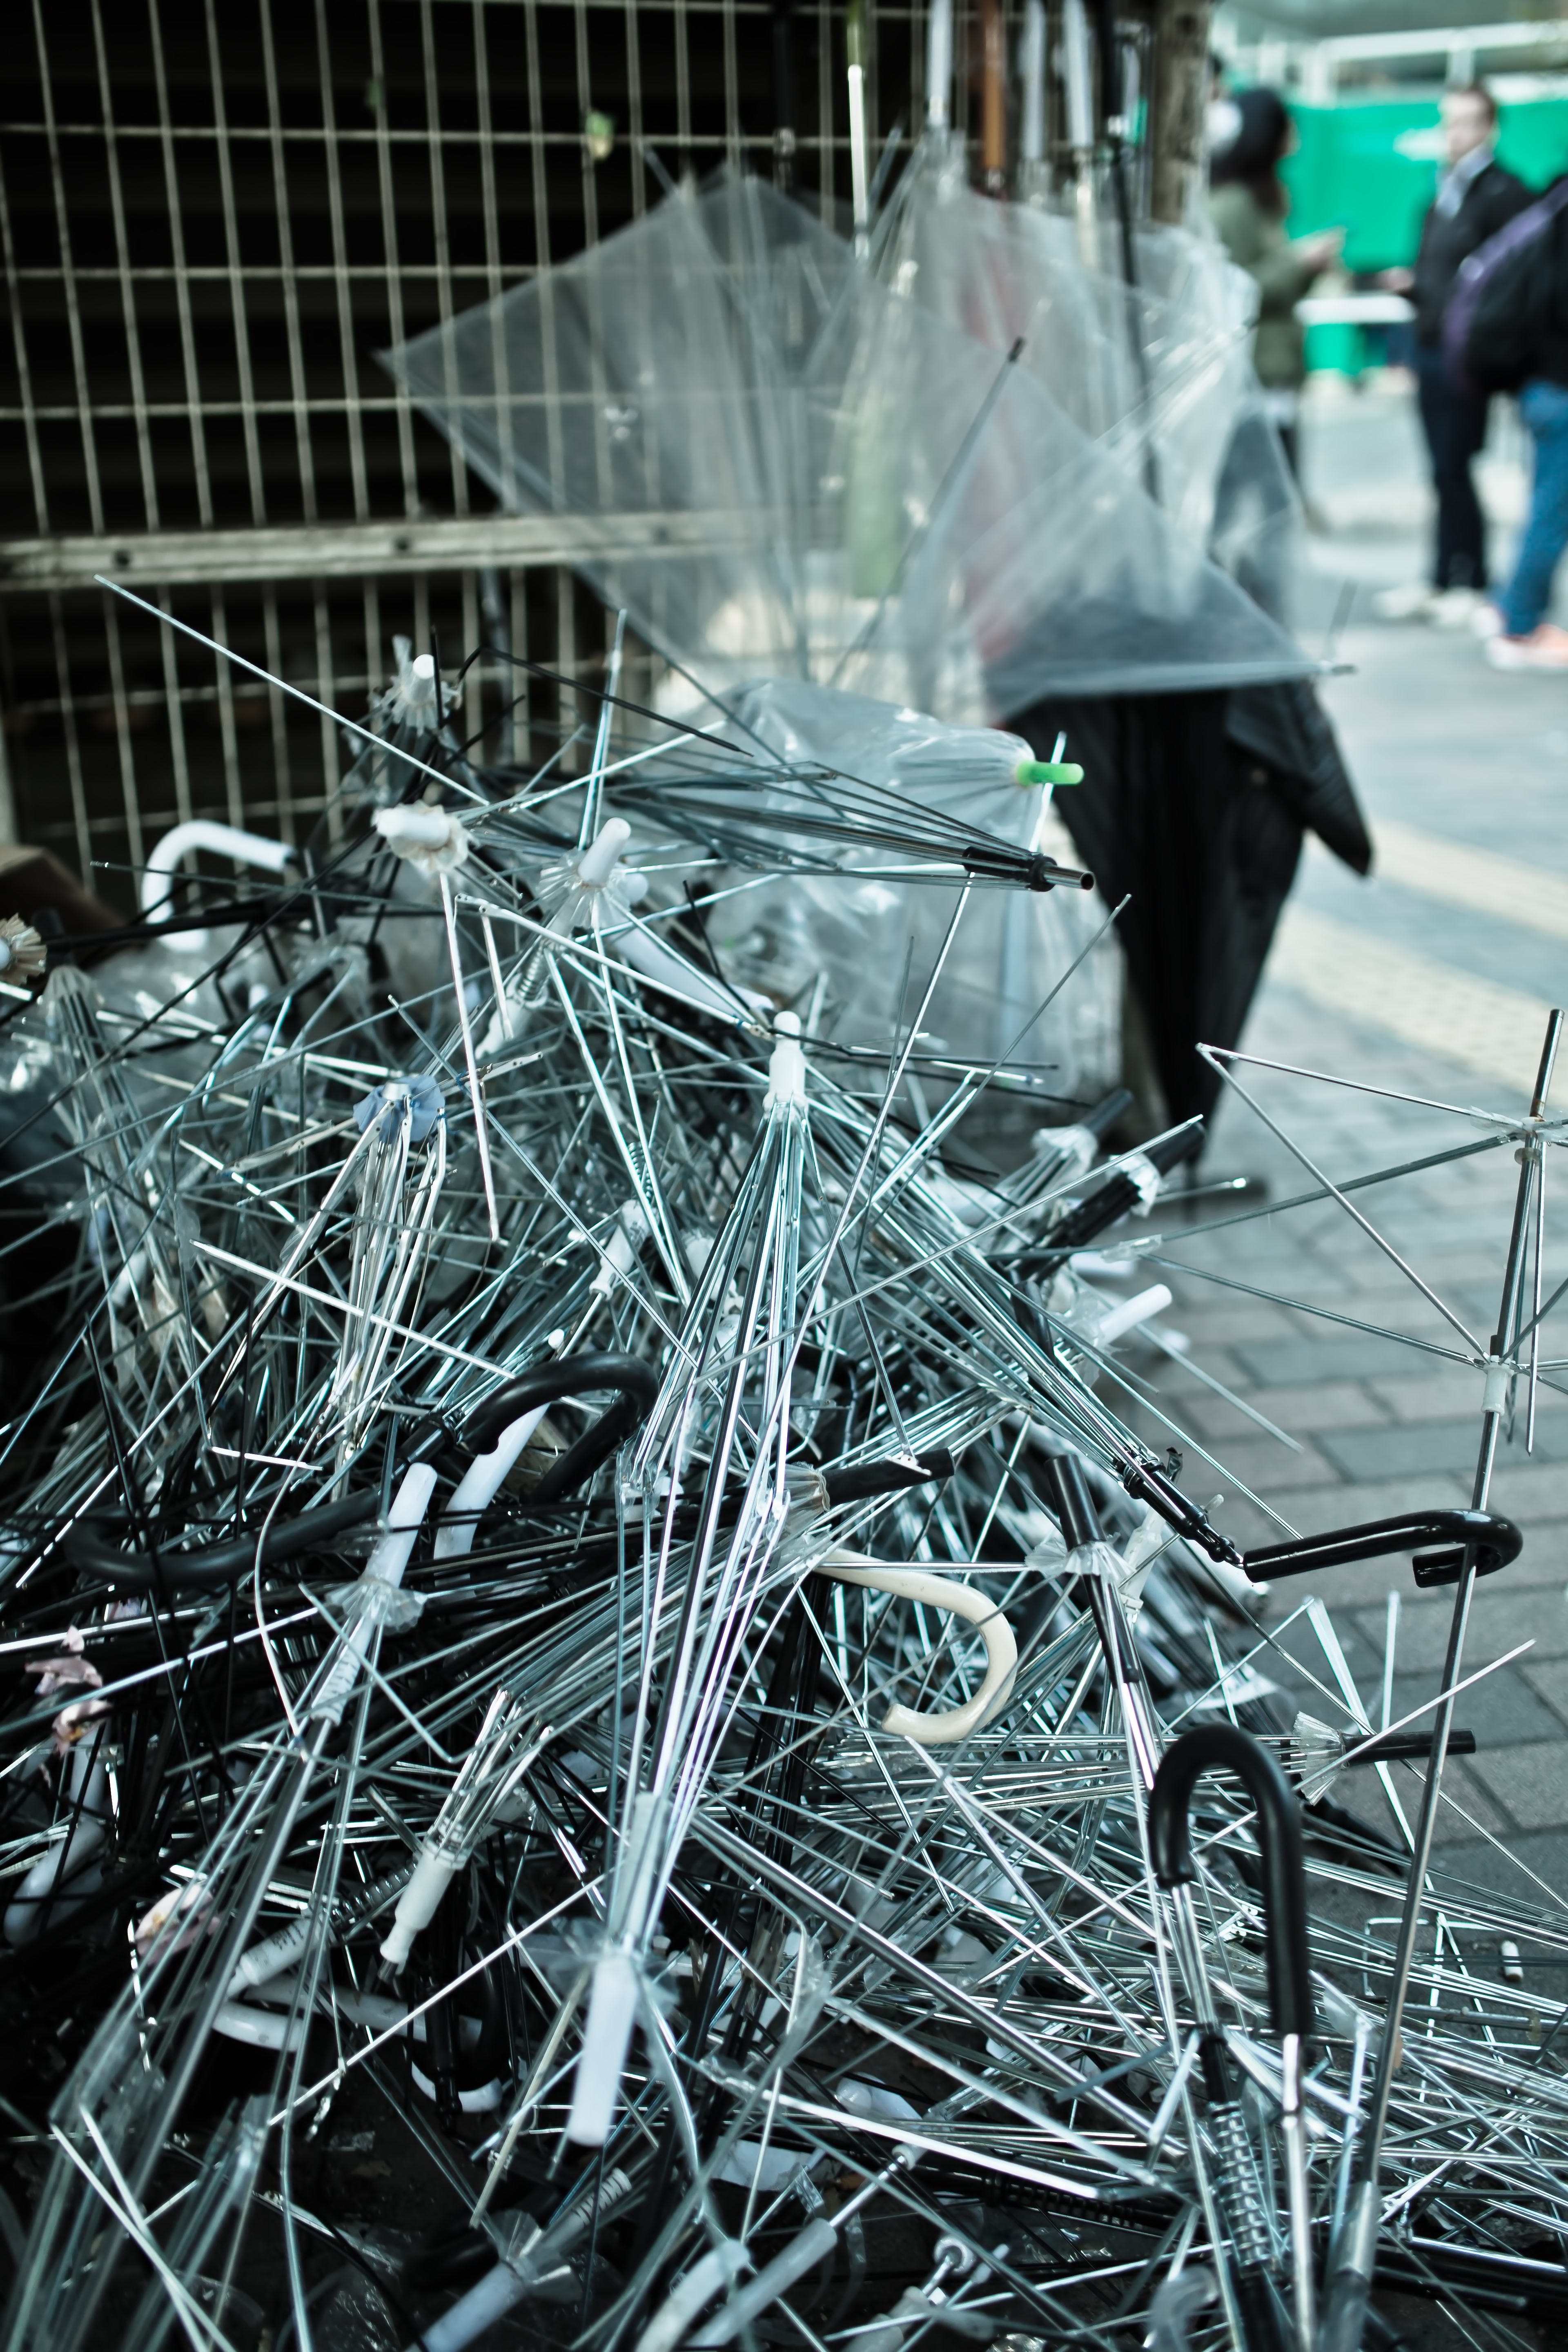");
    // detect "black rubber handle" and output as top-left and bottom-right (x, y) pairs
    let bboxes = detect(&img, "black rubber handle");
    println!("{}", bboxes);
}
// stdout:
(1043, 1450), (1102, 1551)
(1245, 1509), (1521, 1588)
(463, 1351), (660, 1505)
(1022, 1120), (1203, 1266)
(960, 843), (1095, 893)
(62, 1487), (381, 1592)
(821, 1450), (953, 1507)
(1348, 1728), (1476, 1767)
(1151, 1722), (1314, 2042)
